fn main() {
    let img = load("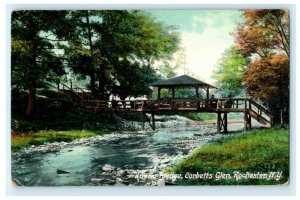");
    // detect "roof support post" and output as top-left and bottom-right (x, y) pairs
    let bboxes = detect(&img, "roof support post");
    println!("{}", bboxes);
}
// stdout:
(206, 87), (209, 99)
(158, 87), (161, 100)
(172, 87), (175, 98)
(196, 85), (200, 109)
